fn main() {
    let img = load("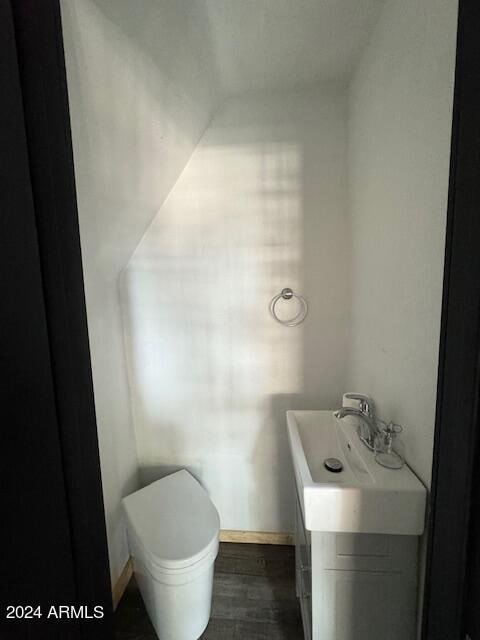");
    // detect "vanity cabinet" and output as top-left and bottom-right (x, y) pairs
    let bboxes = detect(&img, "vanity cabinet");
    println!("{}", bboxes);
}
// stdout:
(294, 491), (418, 640)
